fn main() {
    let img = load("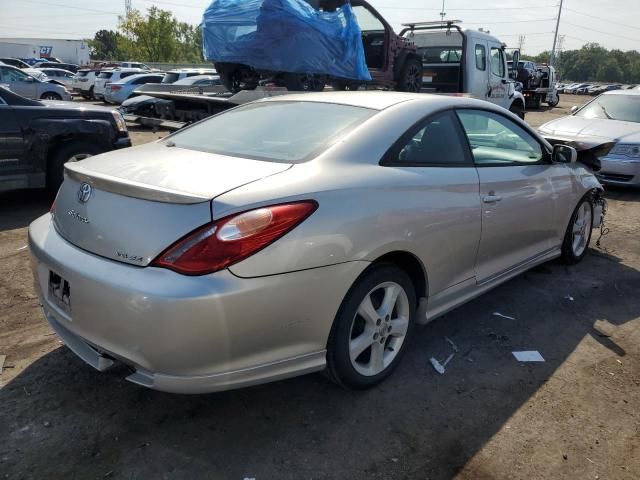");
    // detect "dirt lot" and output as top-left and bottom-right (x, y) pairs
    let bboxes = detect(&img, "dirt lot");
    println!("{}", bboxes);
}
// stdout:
(0, 96), (638, 480)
